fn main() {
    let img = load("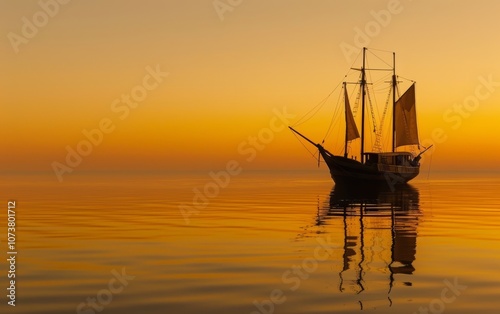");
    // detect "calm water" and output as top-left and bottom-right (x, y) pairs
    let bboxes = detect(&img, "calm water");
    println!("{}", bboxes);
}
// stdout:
(1, 171), (500, 313)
